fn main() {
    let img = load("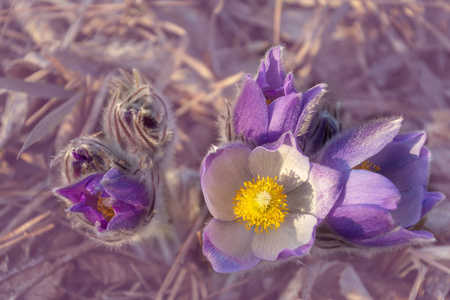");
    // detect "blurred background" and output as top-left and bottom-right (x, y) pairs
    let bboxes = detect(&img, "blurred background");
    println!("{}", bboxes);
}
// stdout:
(0, 0), (449, 299)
